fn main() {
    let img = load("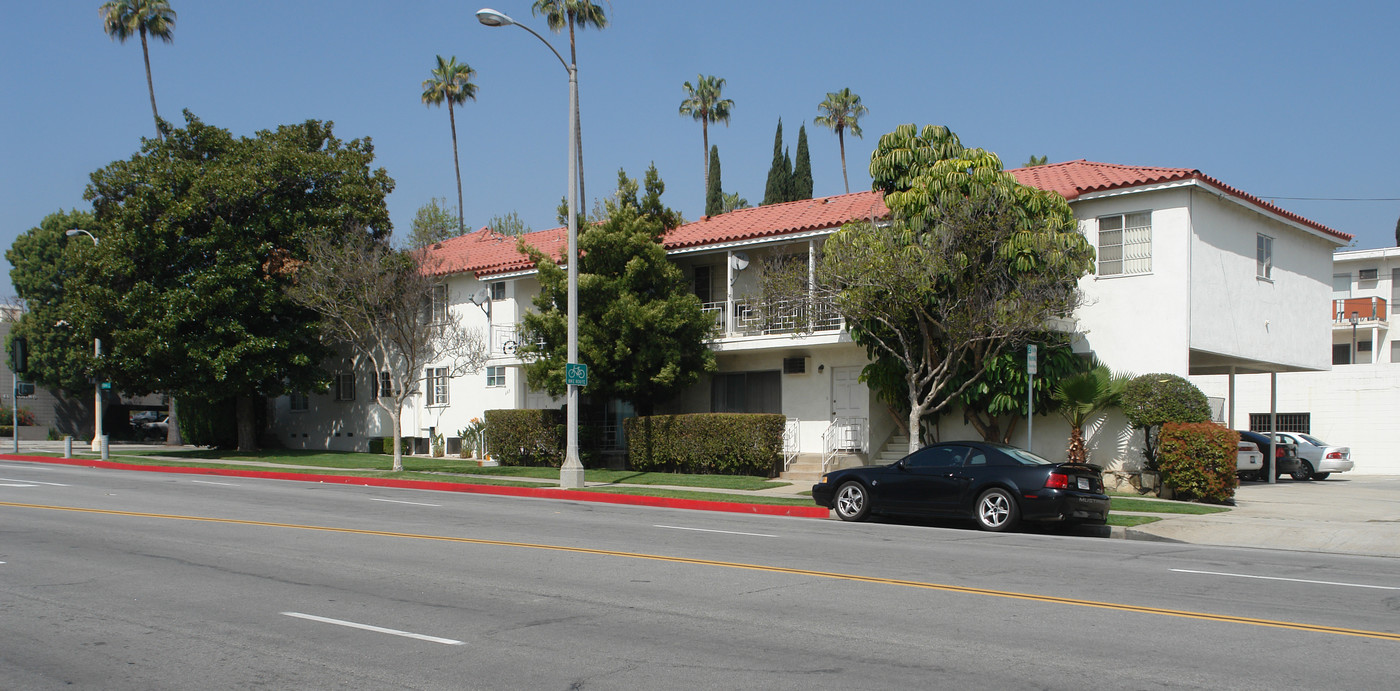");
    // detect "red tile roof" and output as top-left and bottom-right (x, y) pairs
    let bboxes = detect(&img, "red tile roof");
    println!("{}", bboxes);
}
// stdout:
(1008, 160), (1350, 242)
(422, 163), (1346, 278)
